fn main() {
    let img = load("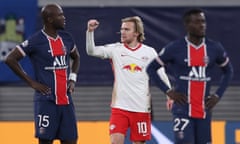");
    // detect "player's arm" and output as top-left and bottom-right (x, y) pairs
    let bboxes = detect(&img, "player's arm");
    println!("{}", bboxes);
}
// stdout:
(147, 57), (187, 105)
(147, 57), (171, 93)
(215, 60), (233, 97)
(86, 19), (105, 58)
(206, 59), (233, 110)
(68, 46), (80, 93)
(157, 67), (174, 110)
(5, 47), (51, 95)
(70, 46), (80, 74)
